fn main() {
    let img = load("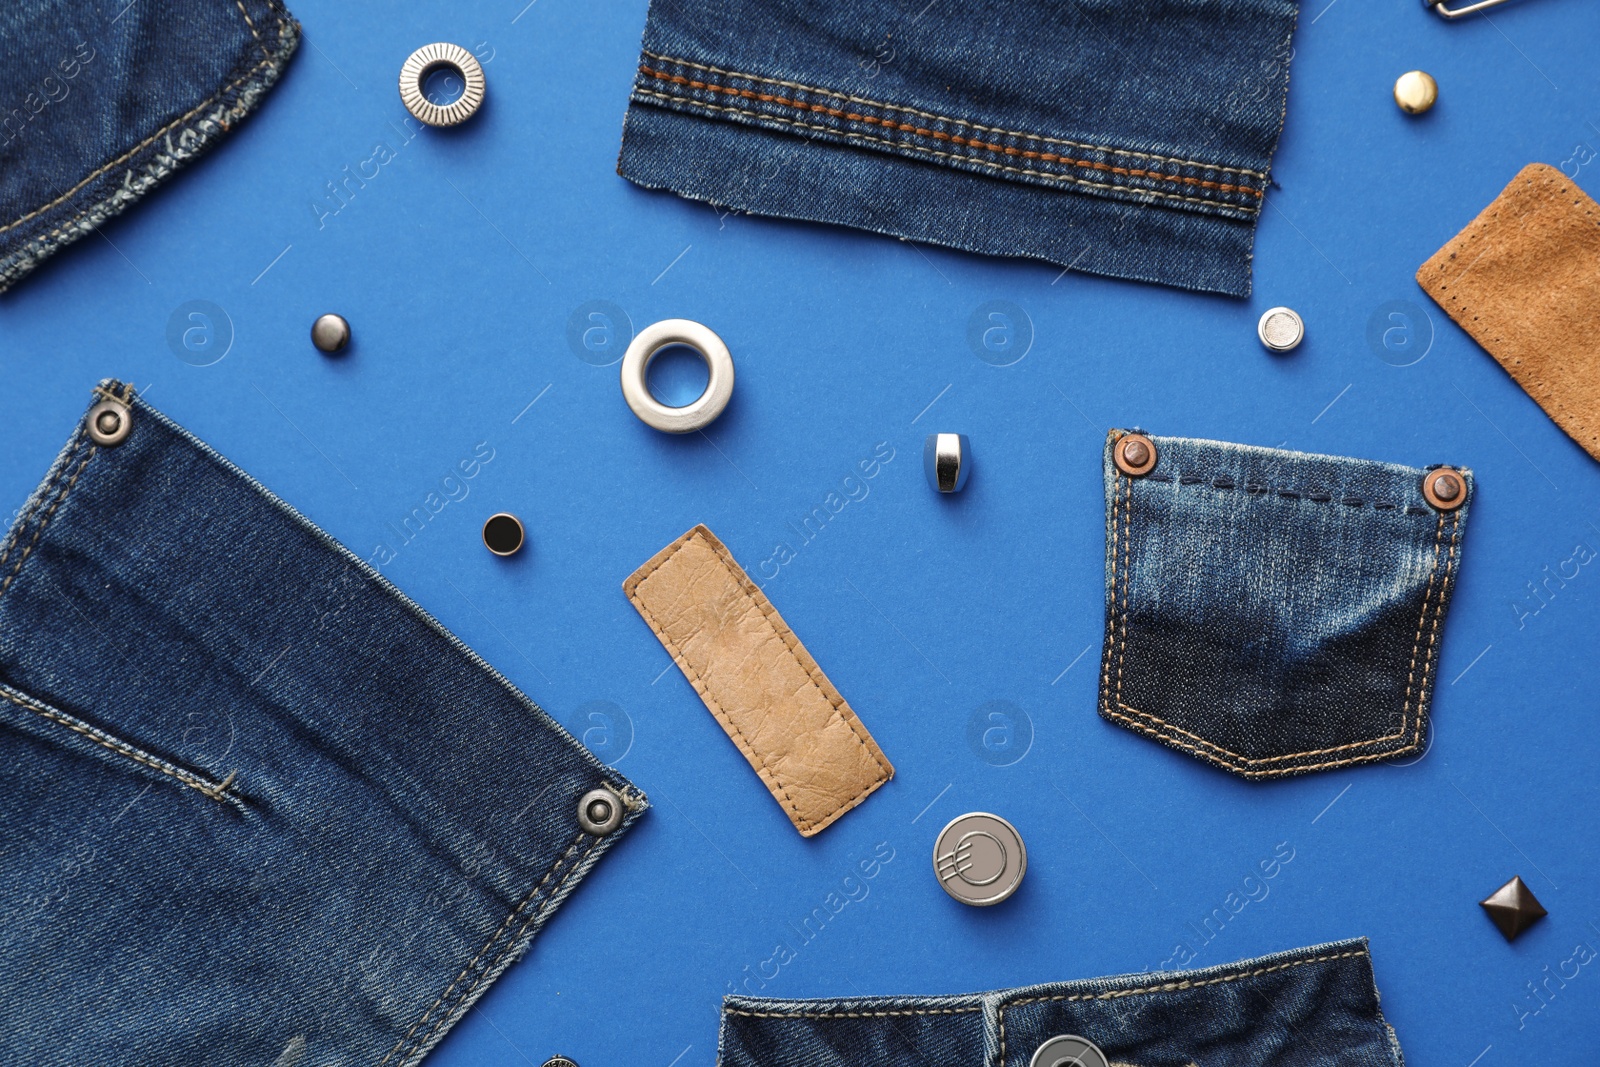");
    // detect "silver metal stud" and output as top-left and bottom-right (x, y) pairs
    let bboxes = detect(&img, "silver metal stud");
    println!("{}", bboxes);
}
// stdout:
(924, 433), (971, 493)
(311, 313), (351, 354)
(86, 400), (132, 446)
(577, 786), (624, 836)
